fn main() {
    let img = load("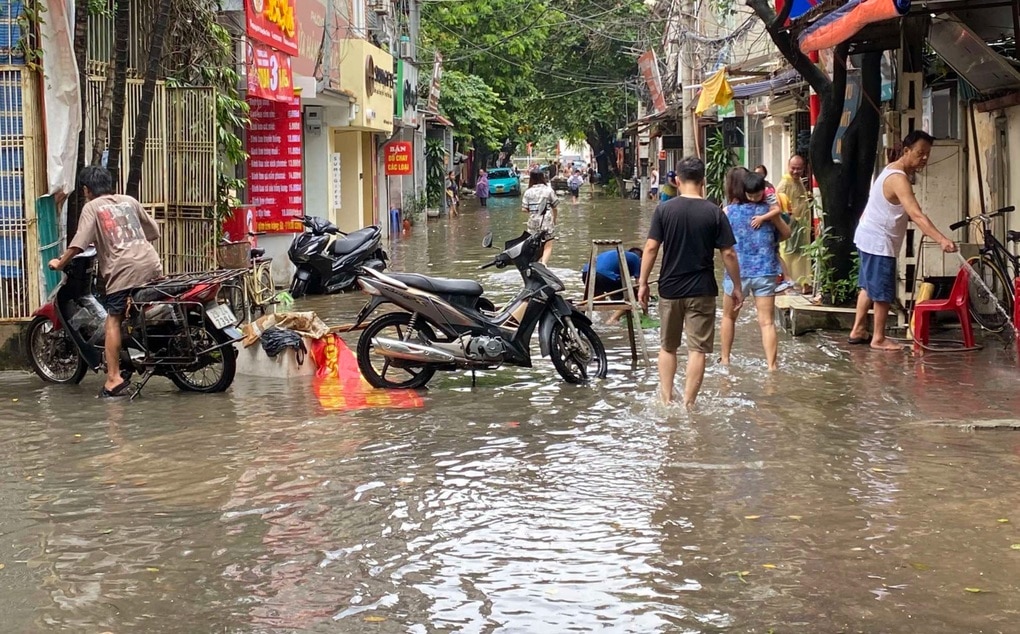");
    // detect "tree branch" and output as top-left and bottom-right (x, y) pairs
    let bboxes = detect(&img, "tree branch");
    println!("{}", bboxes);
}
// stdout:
(810, 43), (849, 176)
(746, 0), (831, 95)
